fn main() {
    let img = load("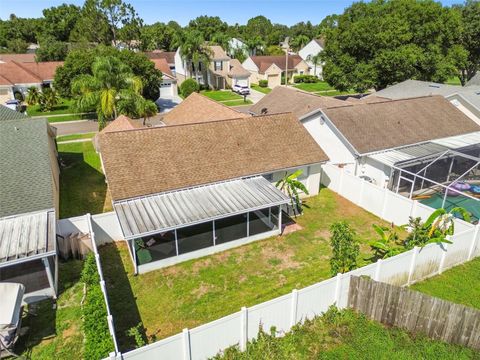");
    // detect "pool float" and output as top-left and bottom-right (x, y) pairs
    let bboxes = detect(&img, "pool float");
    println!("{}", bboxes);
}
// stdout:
(470, 185), (480, 194)
(445, 181), (470, 196)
